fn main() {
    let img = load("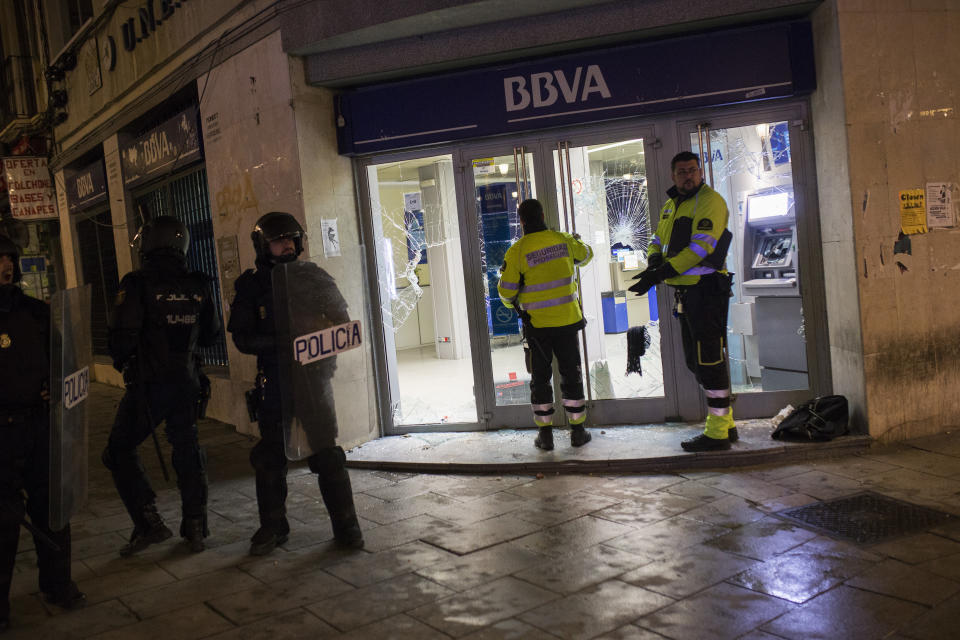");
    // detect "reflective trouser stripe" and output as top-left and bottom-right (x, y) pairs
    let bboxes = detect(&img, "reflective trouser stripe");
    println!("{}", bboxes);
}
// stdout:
(532, 403), (554, 426)
(705, 388), (730, 413)
(563, 398), (586, 425)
